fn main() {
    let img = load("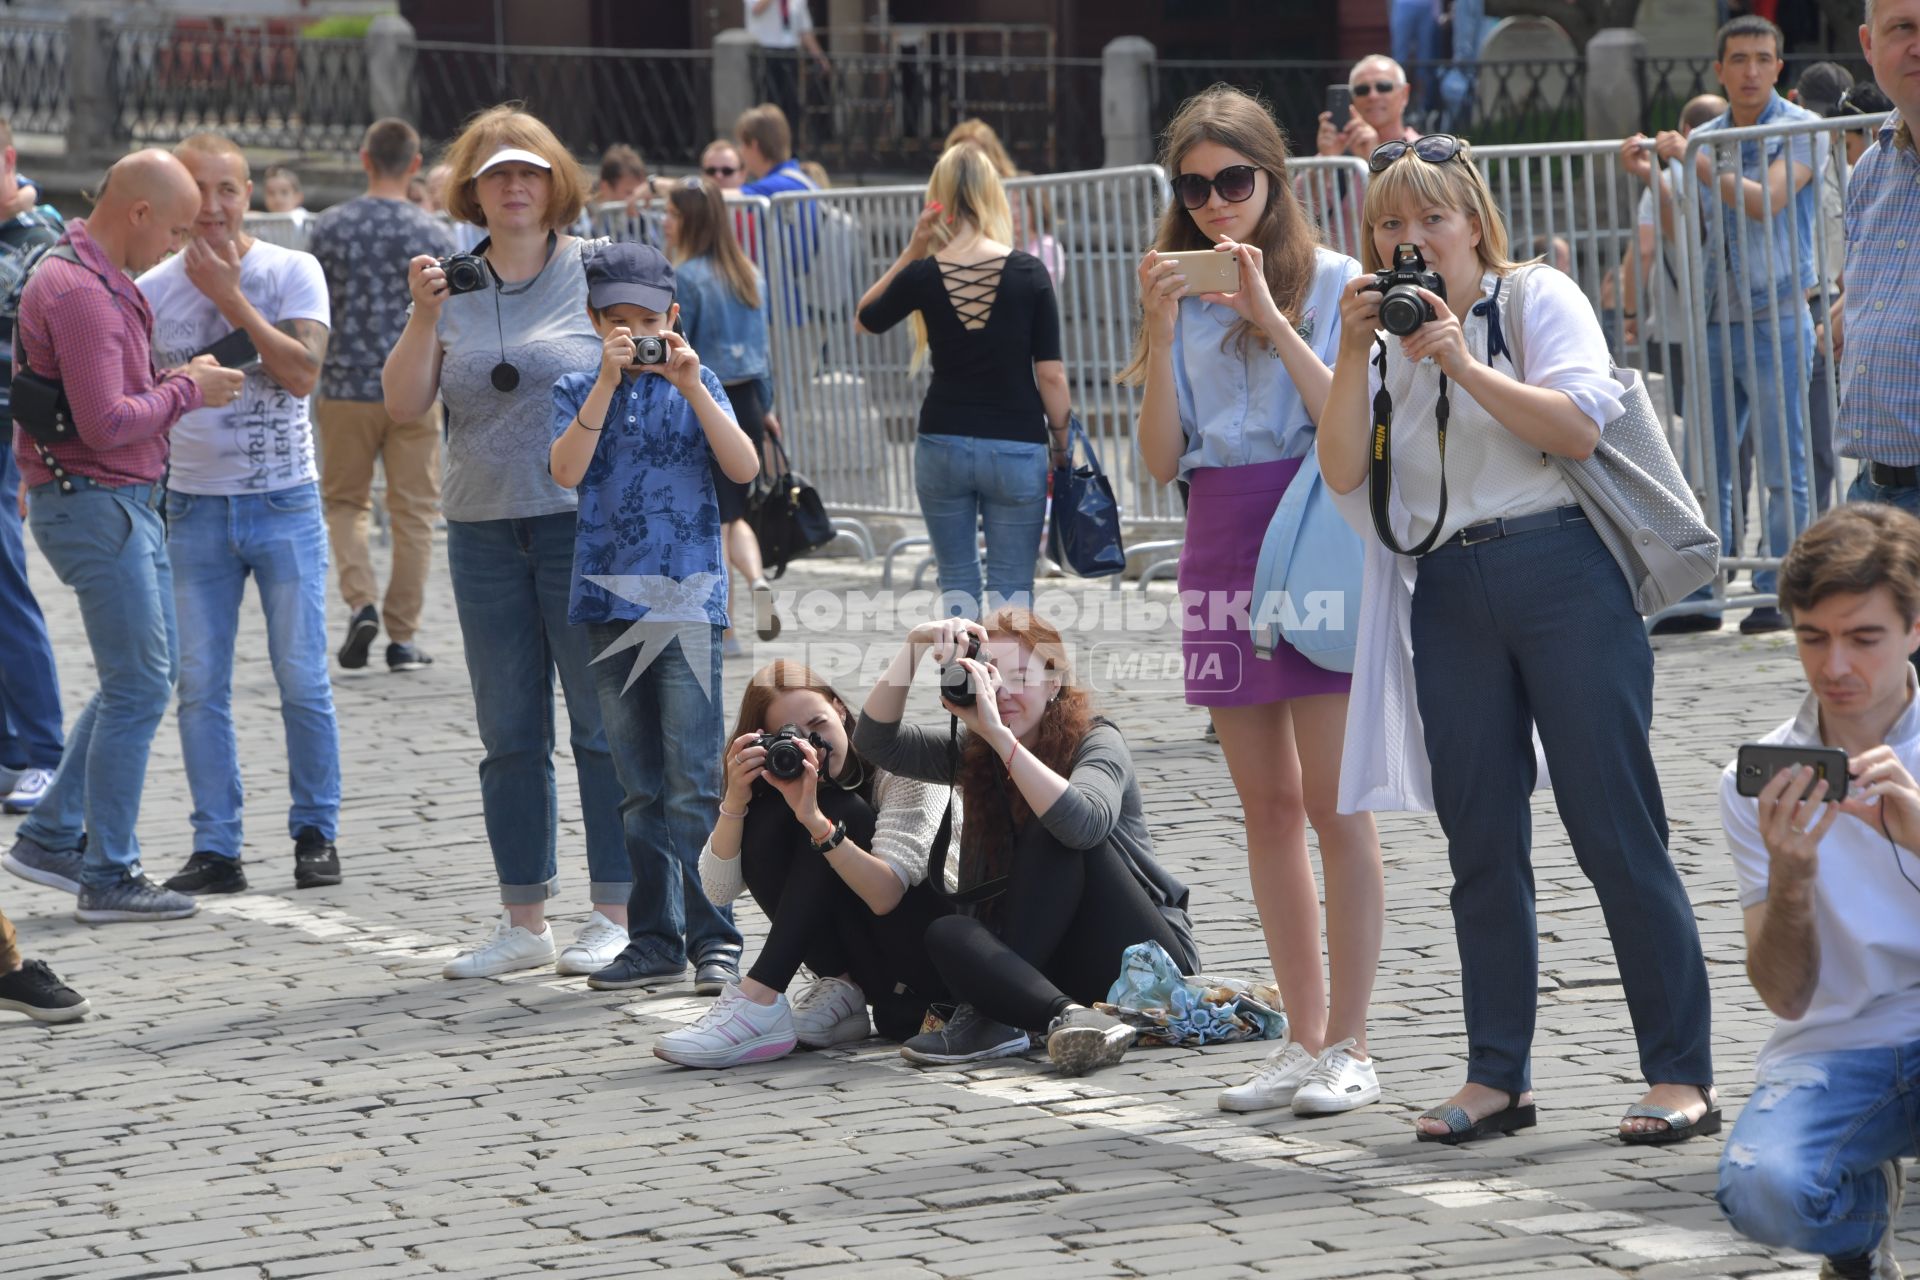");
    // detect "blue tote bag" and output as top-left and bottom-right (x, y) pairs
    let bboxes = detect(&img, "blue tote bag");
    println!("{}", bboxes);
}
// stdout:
(1047, 415), (1127, 578)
